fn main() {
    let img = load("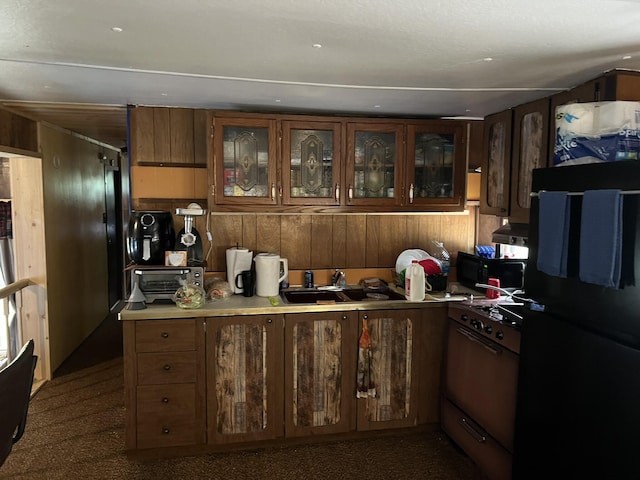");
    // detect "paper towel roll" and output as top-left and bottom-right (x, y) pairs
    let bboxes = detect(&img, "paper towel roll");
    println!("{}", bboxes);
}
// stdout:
(226, 247), (253, 294)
